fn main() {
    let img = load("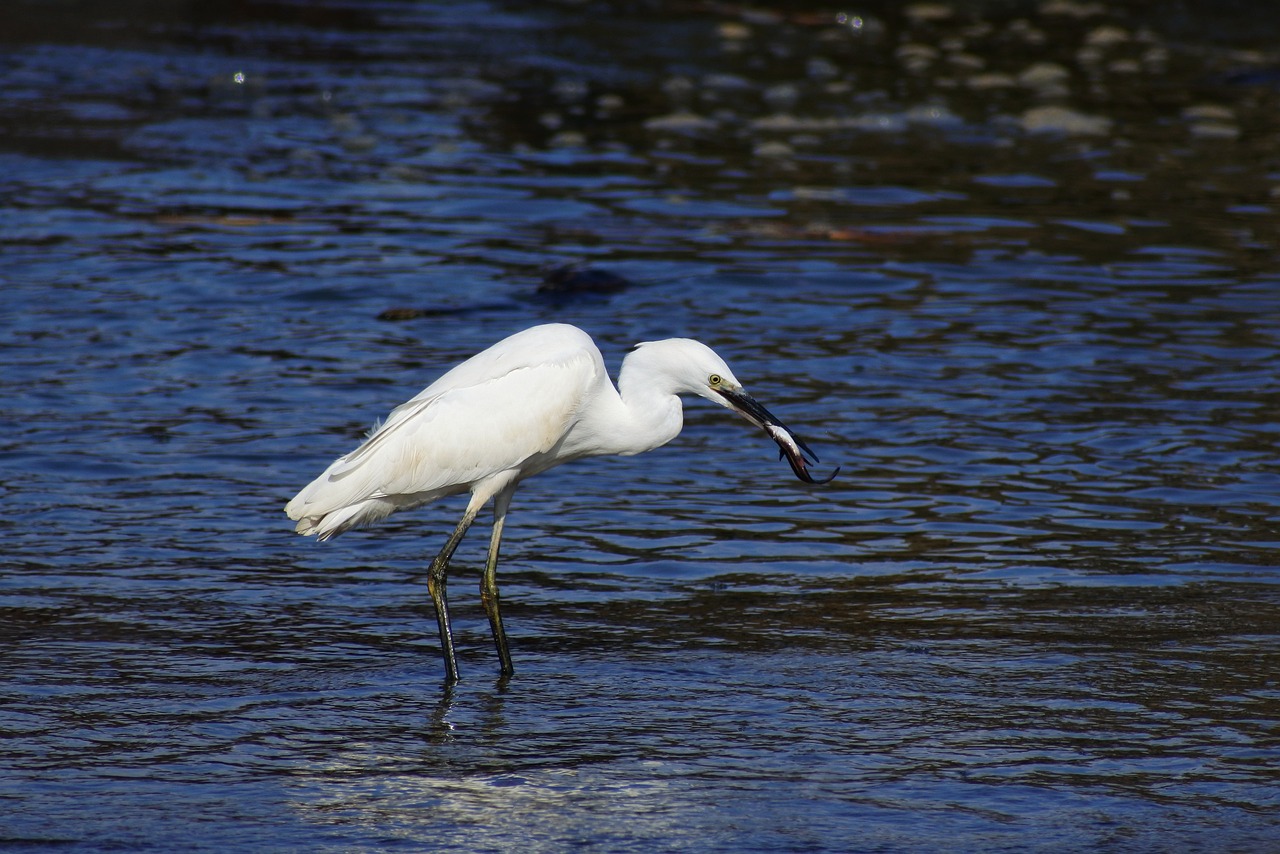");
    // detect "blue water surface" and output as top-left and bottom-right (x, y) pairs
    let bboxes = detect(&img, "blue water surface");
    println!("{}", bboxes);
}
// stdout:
(2, 1), (1278, 851)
